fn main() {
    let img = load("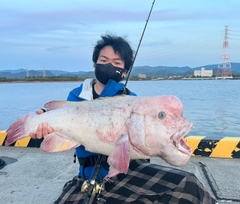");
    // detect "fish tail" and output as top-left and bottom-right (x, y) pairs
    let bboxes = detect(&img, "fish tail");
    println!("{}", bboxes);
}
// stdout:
(5, 114), (31, 146)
